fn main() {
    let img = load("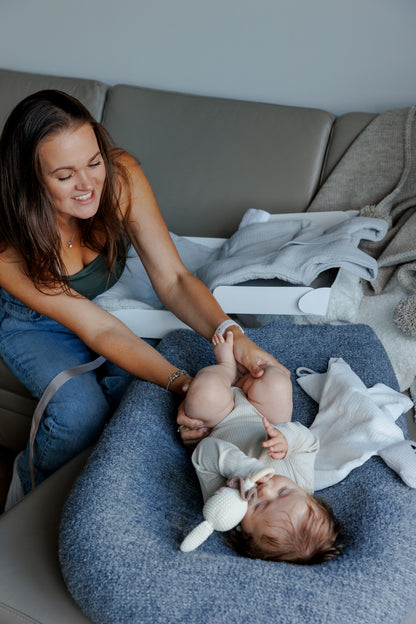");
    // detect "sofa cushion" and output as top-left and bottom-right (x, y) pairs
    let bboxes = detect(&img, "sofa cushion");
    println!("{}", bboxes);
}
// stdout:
(59, 322), (416, 624)
(320, 111), (377, 183)
(0, 67), (108, 129)
(0, 450), (92, 624)
(102, 85), (335, 237)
